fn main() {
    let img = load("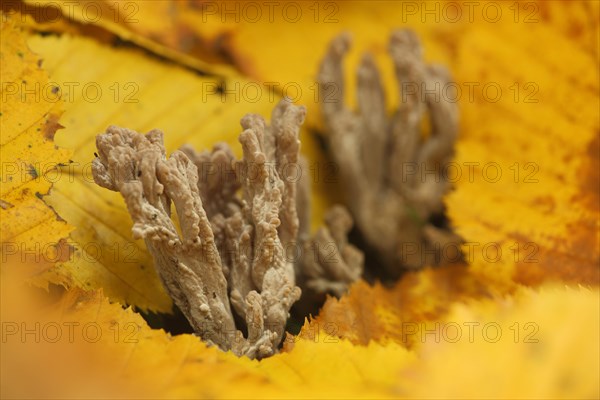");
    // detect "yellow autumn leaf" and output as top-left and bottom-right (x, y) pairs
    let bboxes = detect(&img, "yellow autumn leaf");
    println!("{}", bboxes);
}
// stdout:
(534, 0), (599, 58)
(446, 21), (599, 288)
(0, 15), (72, 286)
(2, 267), (597, 399)
(20, 0), (239, 76)
(400, 285), (600, 399)
(0, 1), (64, 31)
(19, 1), (600, 75)
(0, 271), (417, 399)
(10, 13), (334, 312)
